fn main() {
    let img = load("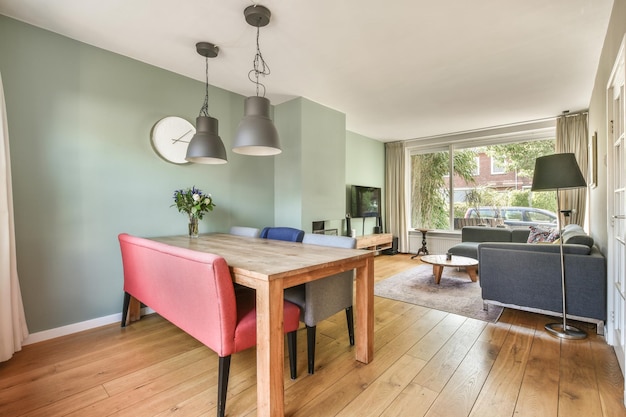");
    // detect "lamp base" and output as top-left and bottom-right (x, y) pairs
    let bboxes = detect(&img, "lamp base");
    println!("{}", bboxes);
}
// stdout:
(545, 322), (587, 339)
